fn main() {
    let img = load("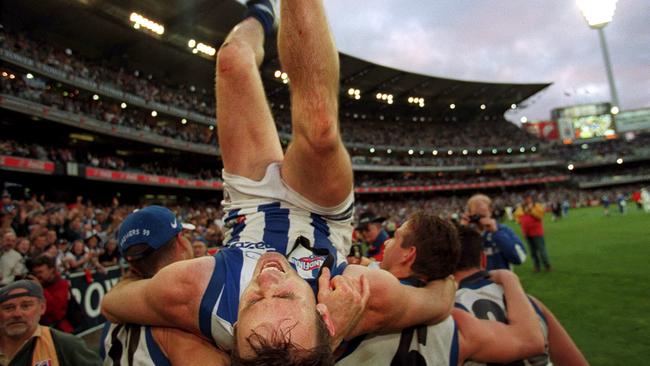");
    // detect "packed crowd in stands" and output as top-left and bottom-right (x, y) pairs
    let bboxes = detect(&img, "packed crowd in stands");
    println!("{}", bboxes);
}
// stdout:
(0, 29), (216, 116)
(1, 28), (547, 152)
(0, 192), (224, 284)
(1, 181), (642, 284)
(0, 139), (223, 180)
(0, 72), (215, 145)
(355, 169), (566, 188)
